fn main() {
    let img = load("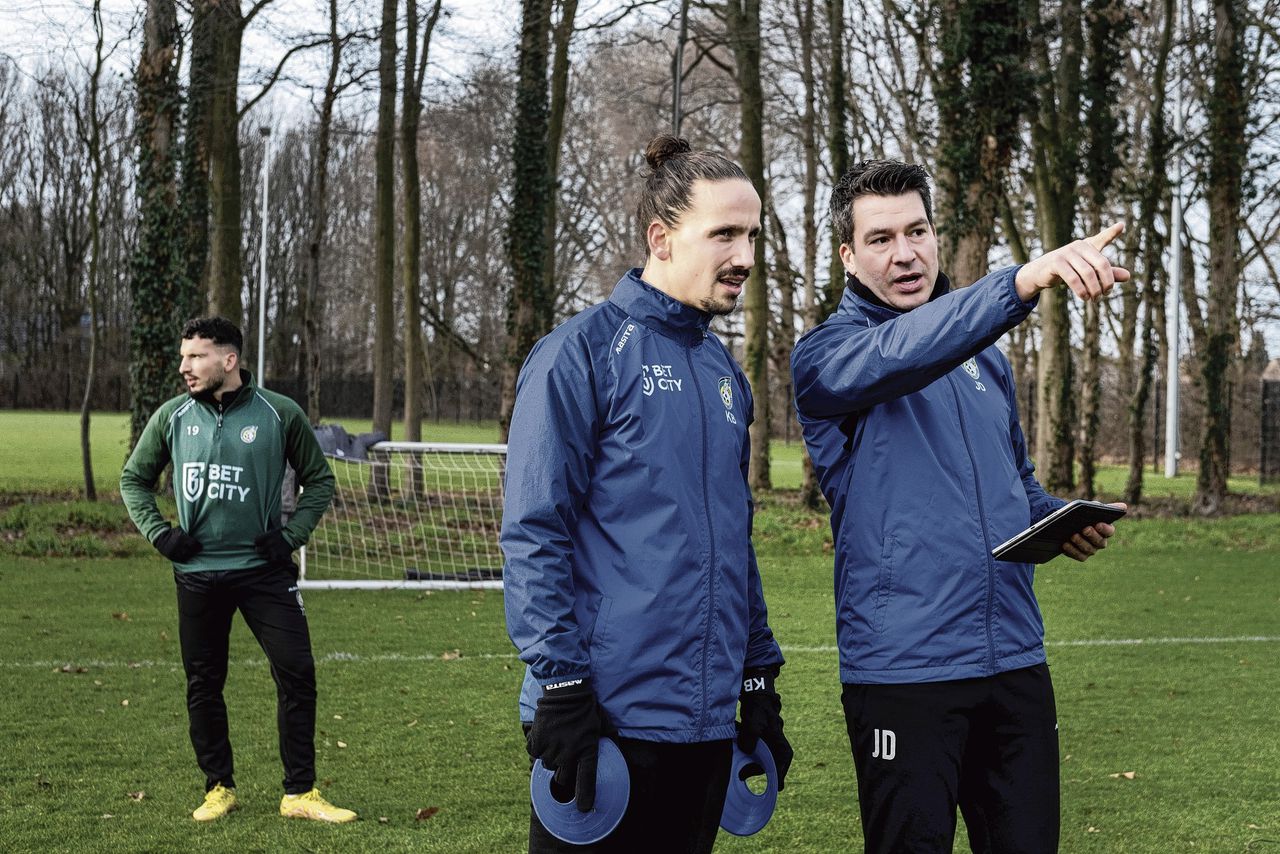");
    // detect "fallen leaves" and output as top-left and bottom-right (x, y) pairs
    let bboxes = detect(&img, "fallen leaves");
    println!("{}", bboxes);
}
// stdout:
(127, 791), (146, 801)
(112, 612), (130, 621)
(1108, 771), (1136, 780)
(440, 650), (461, 661)
(415, 806), (440, 821)
(55, 664), (87, 674)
